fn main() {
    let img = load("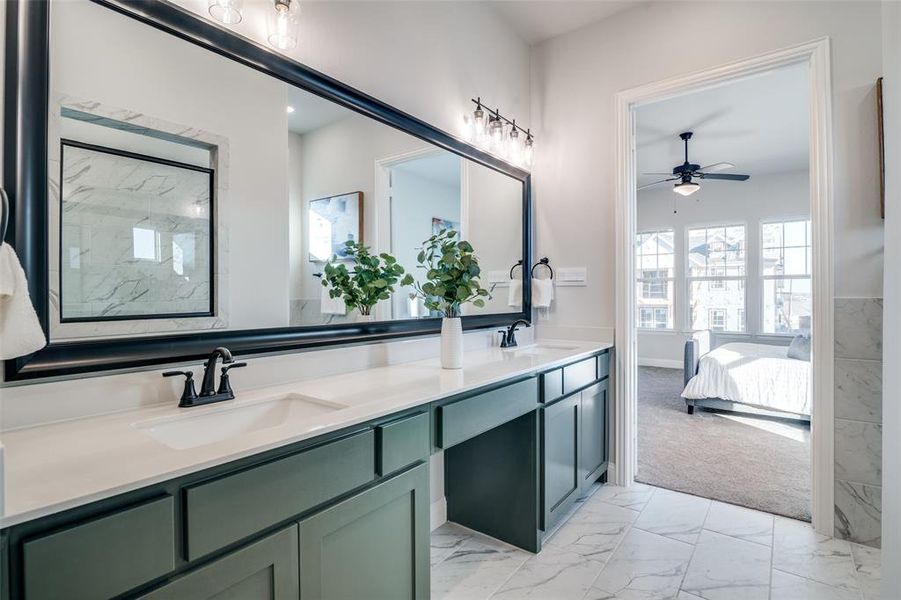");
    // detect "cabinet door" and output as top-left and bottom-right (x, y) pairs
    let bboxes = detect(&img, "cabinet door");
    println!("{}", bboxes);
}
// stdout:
(139, 525), (298, 600)
(299, 463), (429, 600)
(542, 394), (580, 531)
(579, 379), (608, 494)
